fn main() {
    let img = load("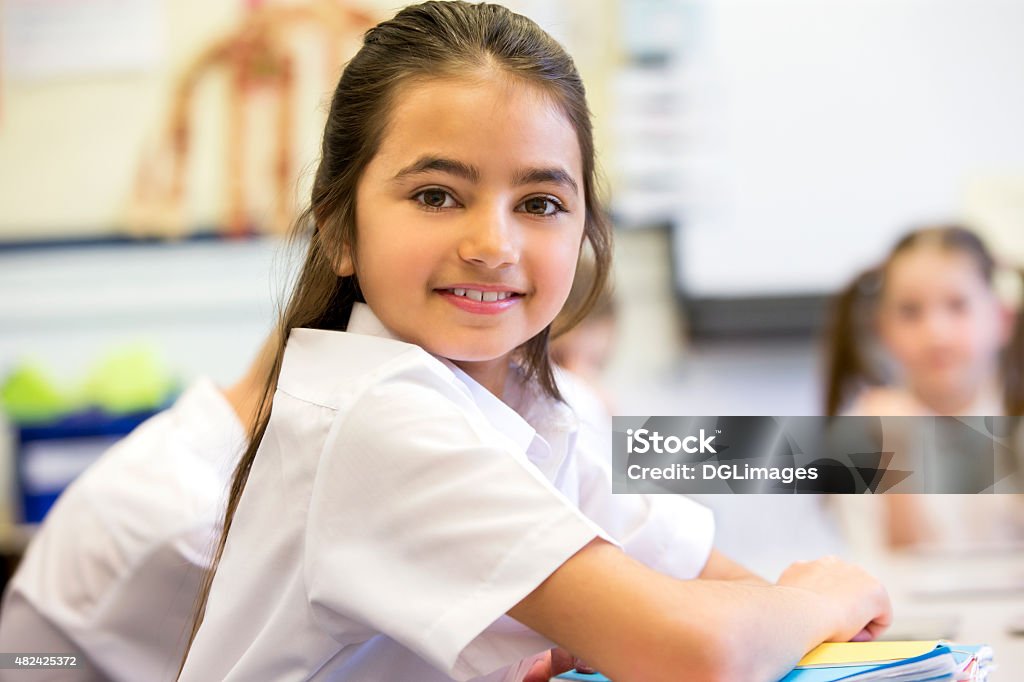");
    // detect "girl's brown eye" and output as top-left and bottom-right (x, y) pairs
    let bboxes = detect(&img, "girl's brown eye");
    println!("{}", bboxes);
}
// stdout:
(423, 190), (448, 207)
(520, 196), (561, 216)
(414, 188), (457, 210)
(525, 198), (548, 214)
